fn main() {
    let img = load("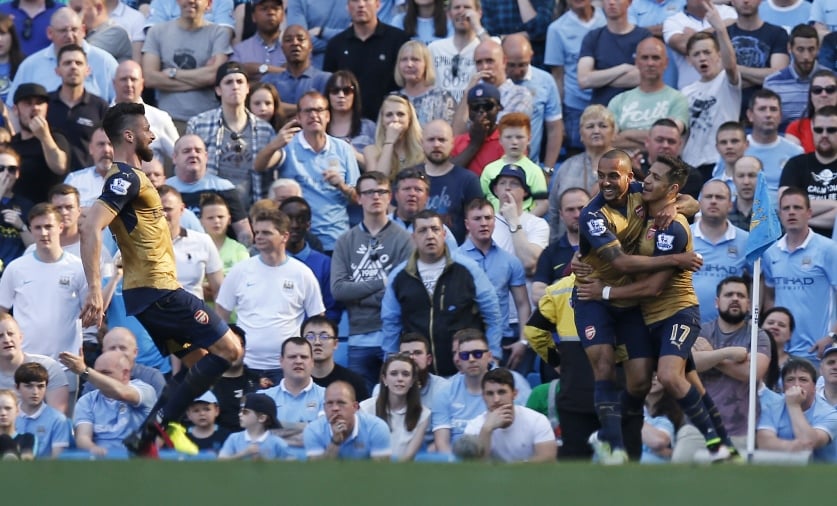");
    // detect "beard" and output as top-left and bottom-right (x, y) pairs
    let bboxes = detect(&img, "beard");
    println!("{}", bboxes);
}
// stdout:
(136, 143), (154, 163)
(719, 307), (747, 325)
